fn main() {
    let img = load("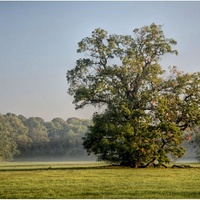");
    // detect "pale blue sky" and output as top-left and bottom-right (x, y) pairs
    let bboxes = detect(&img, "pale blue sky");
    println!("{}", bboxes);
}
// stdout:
(0, 1), (200, 121)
